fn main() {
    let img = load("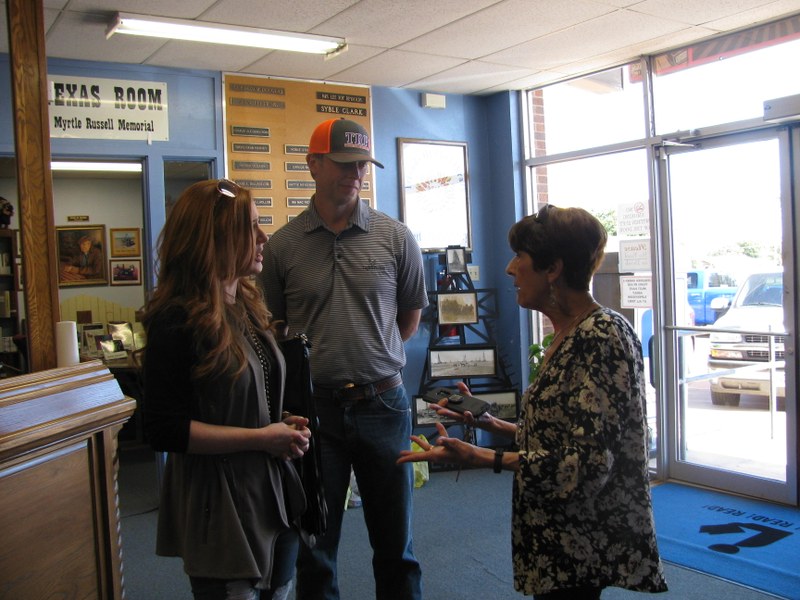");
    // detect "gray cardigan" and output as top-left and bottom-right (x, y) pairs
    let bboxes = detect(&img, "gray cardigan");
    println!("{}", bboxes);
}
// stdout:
(144, 308), (305, 589)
